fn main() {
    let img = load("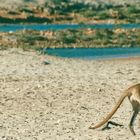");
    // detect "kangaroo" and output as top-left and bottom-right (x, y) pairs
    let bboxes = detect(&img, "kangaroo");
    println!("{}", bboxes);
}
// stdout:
(89, 83), (140, 135)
